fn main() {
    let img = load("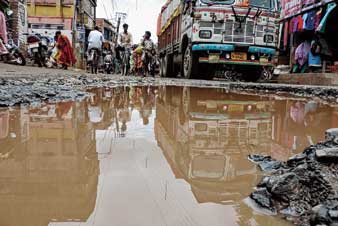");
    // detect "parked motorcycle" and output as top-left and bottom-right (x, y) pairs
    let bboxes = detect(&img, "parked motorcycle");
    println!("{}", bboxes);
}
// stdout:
(25, 33), (50, 67)
(0, 37), (25, 66)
